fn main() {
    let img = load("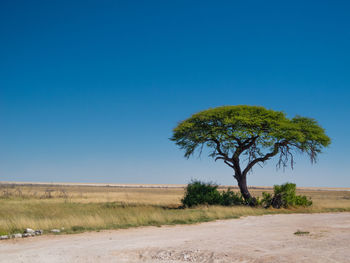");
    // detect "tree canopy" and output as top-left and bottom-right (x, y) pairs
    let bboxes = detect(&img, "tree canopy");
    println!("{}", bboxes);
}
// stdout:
(171, 105), (331, 203)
